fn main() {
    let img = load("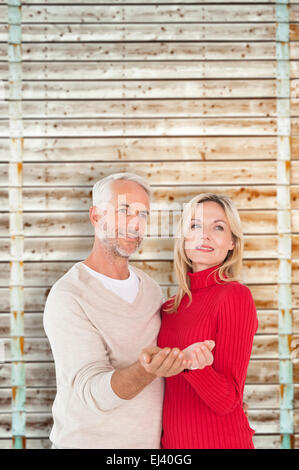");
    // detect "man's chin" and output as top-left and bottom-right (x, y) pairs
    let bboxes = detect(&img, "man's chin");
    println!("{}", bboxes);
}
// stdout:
(116, 240), (141, 258)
